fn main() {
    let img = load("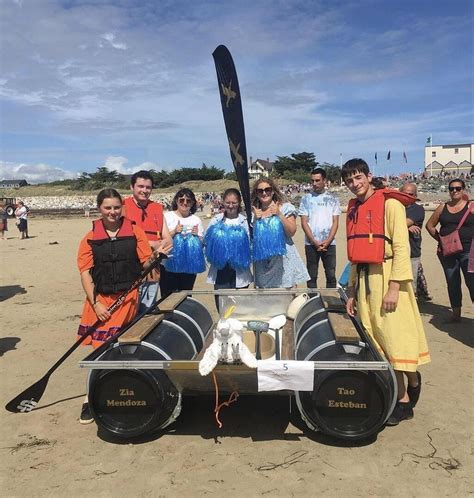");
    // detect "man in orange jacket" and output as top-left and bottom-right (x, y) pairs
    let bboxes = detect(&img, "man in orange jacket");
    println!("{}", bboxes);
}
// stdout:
(123, 170), (172, 312)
